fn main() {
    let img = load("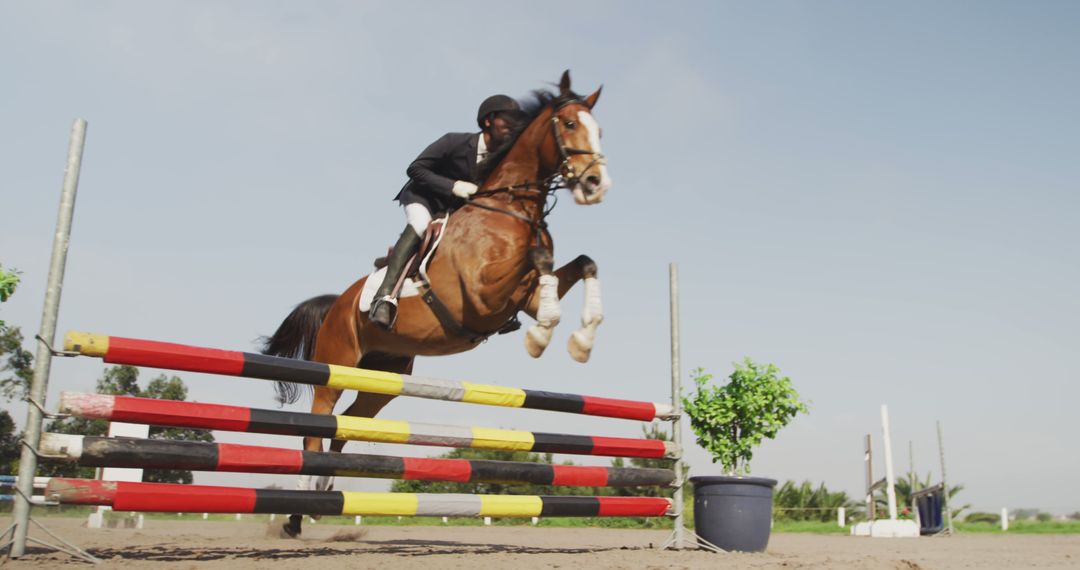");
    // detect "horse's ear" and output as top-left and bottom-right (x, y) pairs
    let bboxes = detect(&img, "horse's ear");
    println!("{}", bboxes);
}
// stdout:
(559, 70), (571, 95)
(585, 85), (602, 109)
